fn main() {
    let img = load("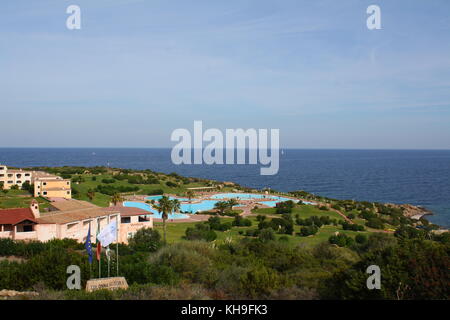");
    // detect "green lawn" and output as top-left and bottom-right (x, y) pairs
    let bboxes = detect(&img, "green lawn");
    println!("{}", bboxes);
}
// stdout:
(154, 214), (369, 247)
(72, 173), (219, 207)
(0, 190), (50, 210)
(252, 204), (345, 221)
